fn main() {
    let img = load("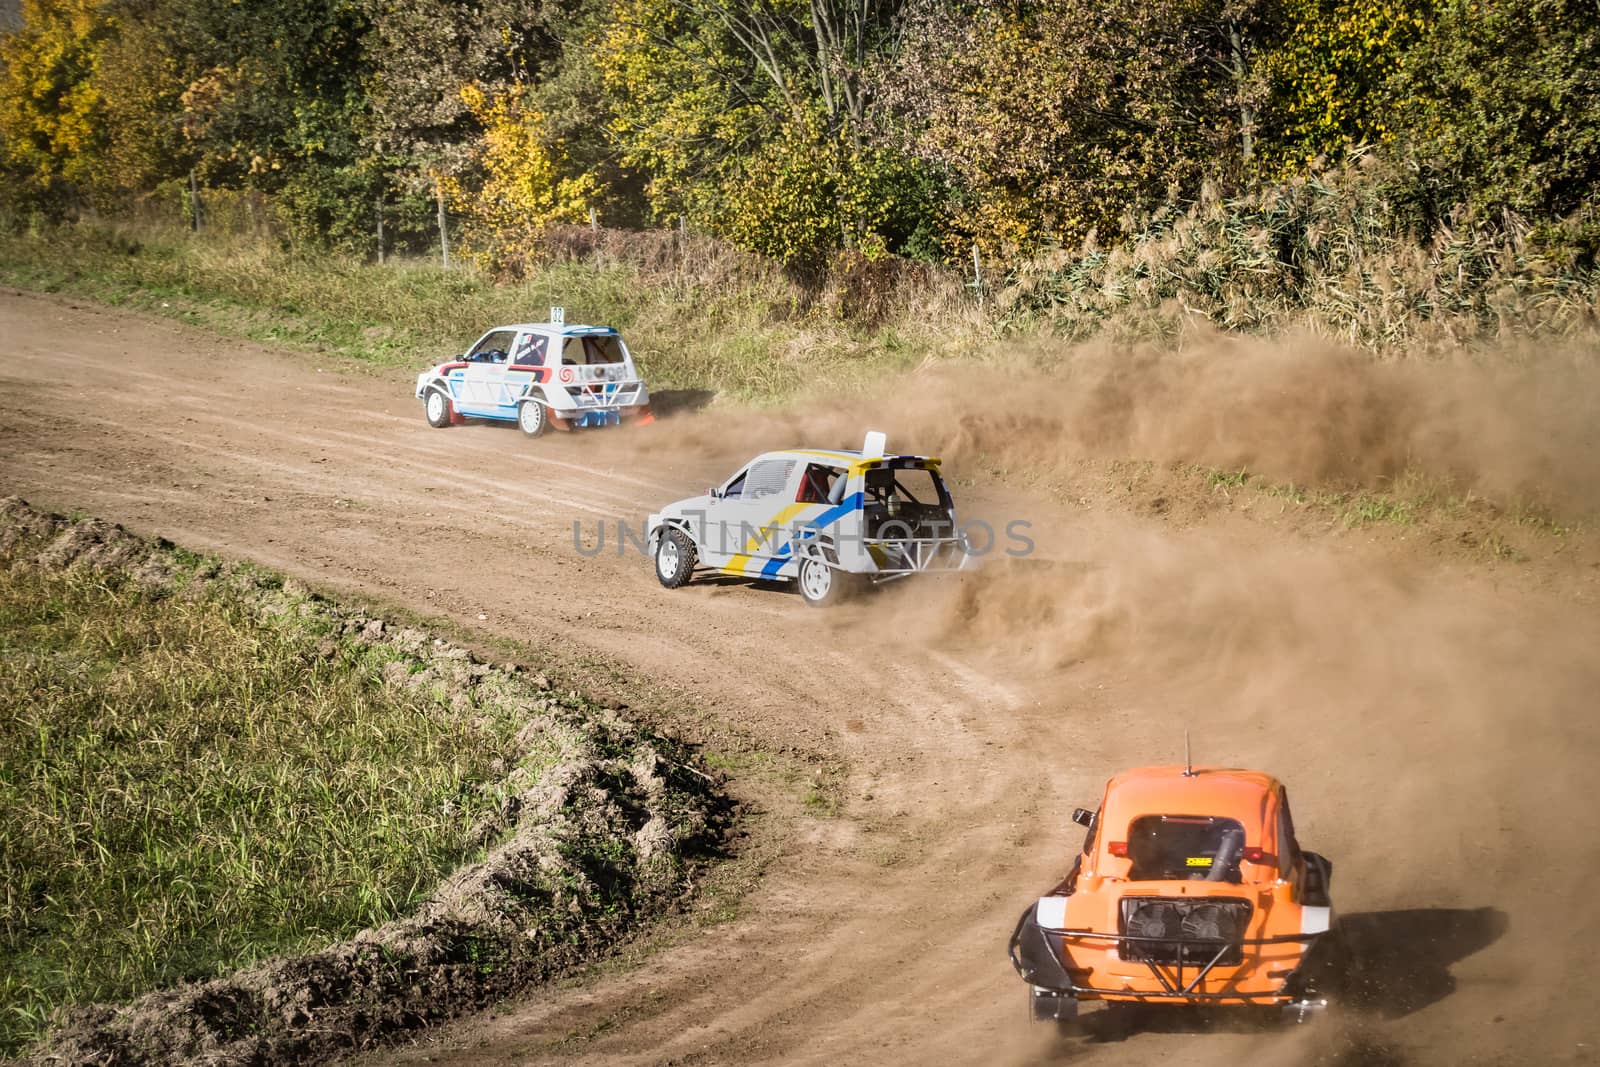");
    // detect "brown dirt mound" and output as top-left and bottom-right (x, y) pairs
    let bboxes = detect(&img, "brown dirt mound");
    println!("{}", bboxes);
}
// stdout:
(4, 499), (730, 1067)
